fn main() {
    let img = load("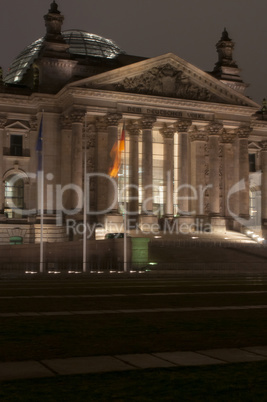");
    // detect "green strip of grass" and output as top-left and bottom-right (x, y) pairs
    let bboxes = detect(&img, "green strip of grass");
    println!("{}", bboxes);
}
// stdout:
(1, 362), (267, 401)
